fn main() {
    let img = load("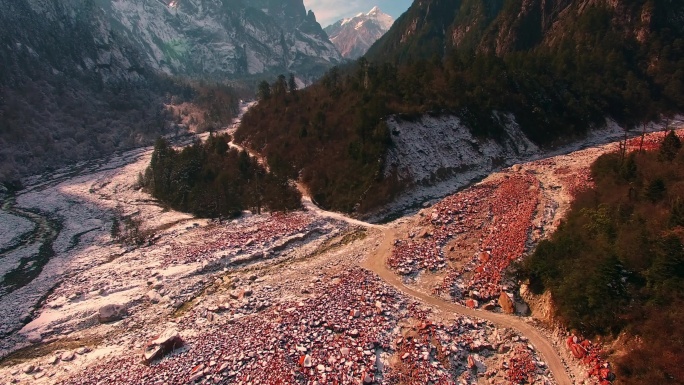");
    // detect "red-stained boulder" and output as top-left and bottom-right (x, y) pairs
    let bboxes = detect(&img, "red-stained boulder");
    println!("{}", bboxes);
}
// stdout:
(143, 329), (184, 363)
(465, 299), (479, 308)
(570, 343), (586, 359)
(498, 292), (515, 314)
